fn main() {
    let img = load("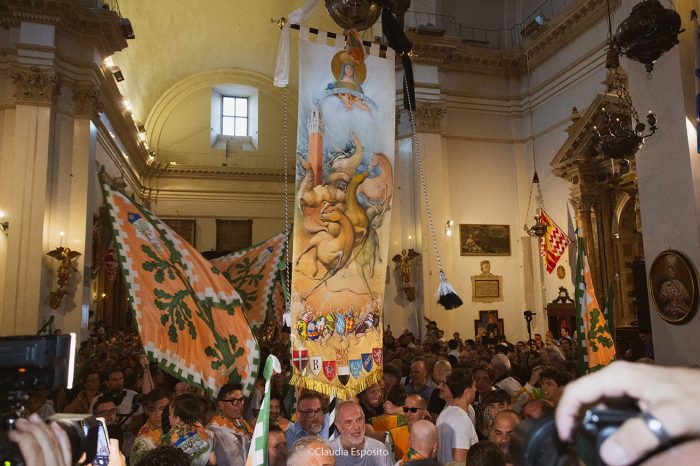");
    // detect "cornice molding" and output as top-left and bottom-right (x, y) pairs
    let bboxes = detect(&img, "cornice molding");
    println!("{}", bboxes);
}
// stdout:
(407, 0), (619, 76)
(0, 0), (127, 57)
(151, 165), (293, 182)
